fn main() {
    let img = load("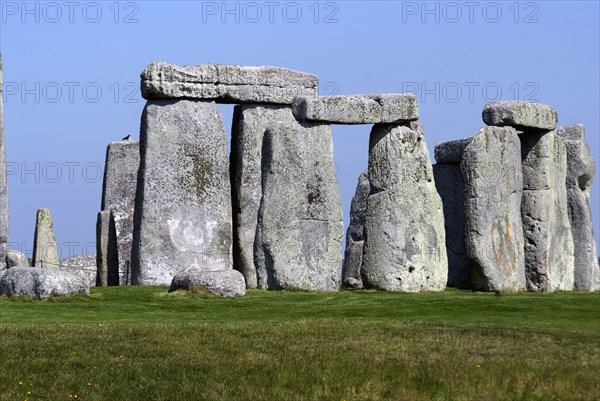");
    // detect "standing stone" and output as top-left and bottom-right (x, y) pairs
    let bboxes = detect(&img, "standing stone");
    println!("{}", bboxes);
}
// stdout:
(254, 109), (343, 291)
(521, 131), (574, 291)
(461, 126), (526, 292)
(361, 122), (448, 291)
(132, 99), (232, 285)
(101, 140), (140, 285)
(96, 211), (119, 286)
(0, 54), (7, 271)
(433, 163), (468, 287)
(230, 104), (291, 289)
(32, 208), (60, 268)
(557, 125), (598, 290)
(341, 169), (369, 289)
